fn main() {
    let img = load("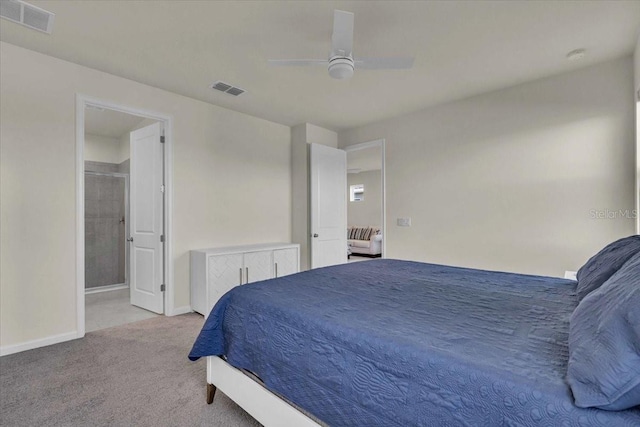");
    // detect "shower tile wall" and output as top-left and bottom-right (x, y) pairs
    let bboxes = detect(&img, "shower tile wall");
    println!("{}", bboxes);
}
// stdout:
(85, 161), (128, 289)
